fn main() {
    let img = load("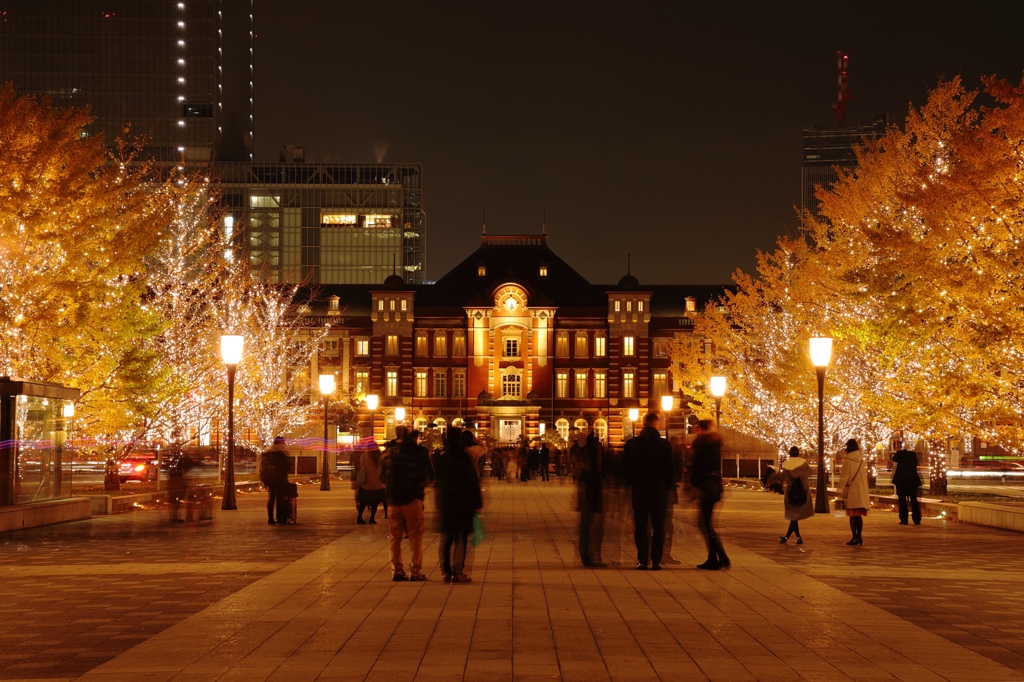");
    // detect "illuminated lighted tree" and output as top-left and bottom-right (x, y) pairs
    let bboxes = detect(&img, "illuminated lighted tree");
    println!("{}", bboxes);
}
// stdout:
(0, 85), (187, 442)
